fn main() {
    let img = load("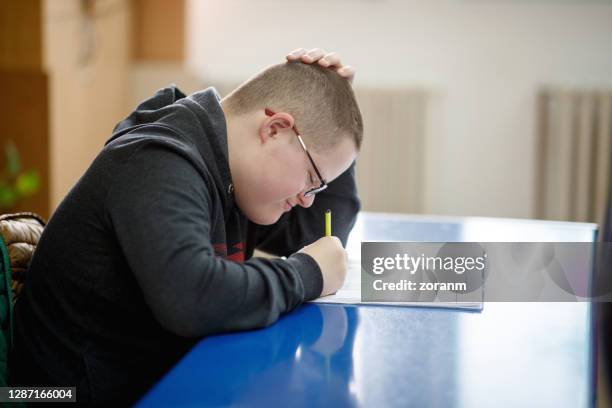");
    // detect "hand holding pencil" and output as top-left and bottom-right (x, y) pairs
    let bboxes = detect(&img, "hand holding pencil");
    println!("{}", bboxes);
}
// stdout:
(299, 209), (348, 297)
